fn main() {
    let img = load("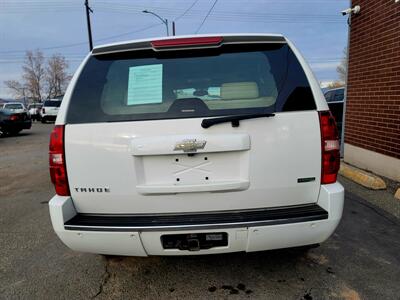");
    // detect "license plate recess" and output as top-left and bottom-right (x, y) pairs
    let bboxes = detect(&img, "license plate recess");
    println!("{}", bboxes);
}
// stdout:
(161, 232), (228, 251)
